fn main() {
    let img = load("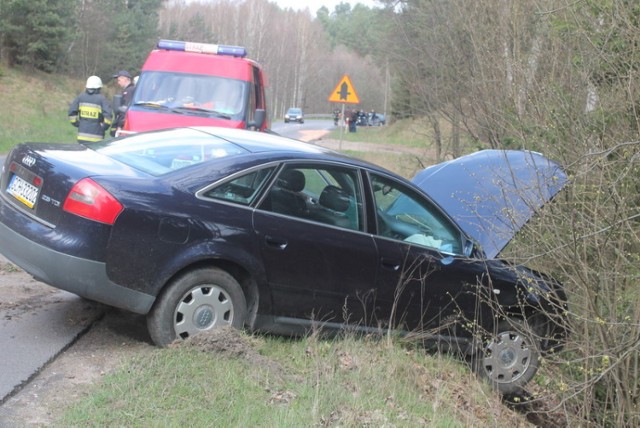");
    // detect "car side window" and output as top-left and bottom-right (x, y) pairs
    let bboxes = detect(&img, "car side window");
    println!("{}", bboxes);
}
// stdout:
(203, 167), (276, 205)
(371, 174), (463, 255)
(260, 165), (364, 232)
